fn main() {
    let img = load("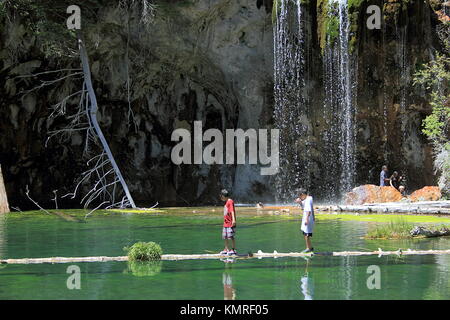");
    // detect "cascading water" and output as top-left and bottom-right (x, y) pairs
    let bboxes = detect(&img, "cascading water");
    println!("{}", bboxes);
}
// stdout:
(273, 0), (310, 202)
(322, 0), (357, 201)
(396, 25), (410, 180)
(322, 45), (341, 201)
